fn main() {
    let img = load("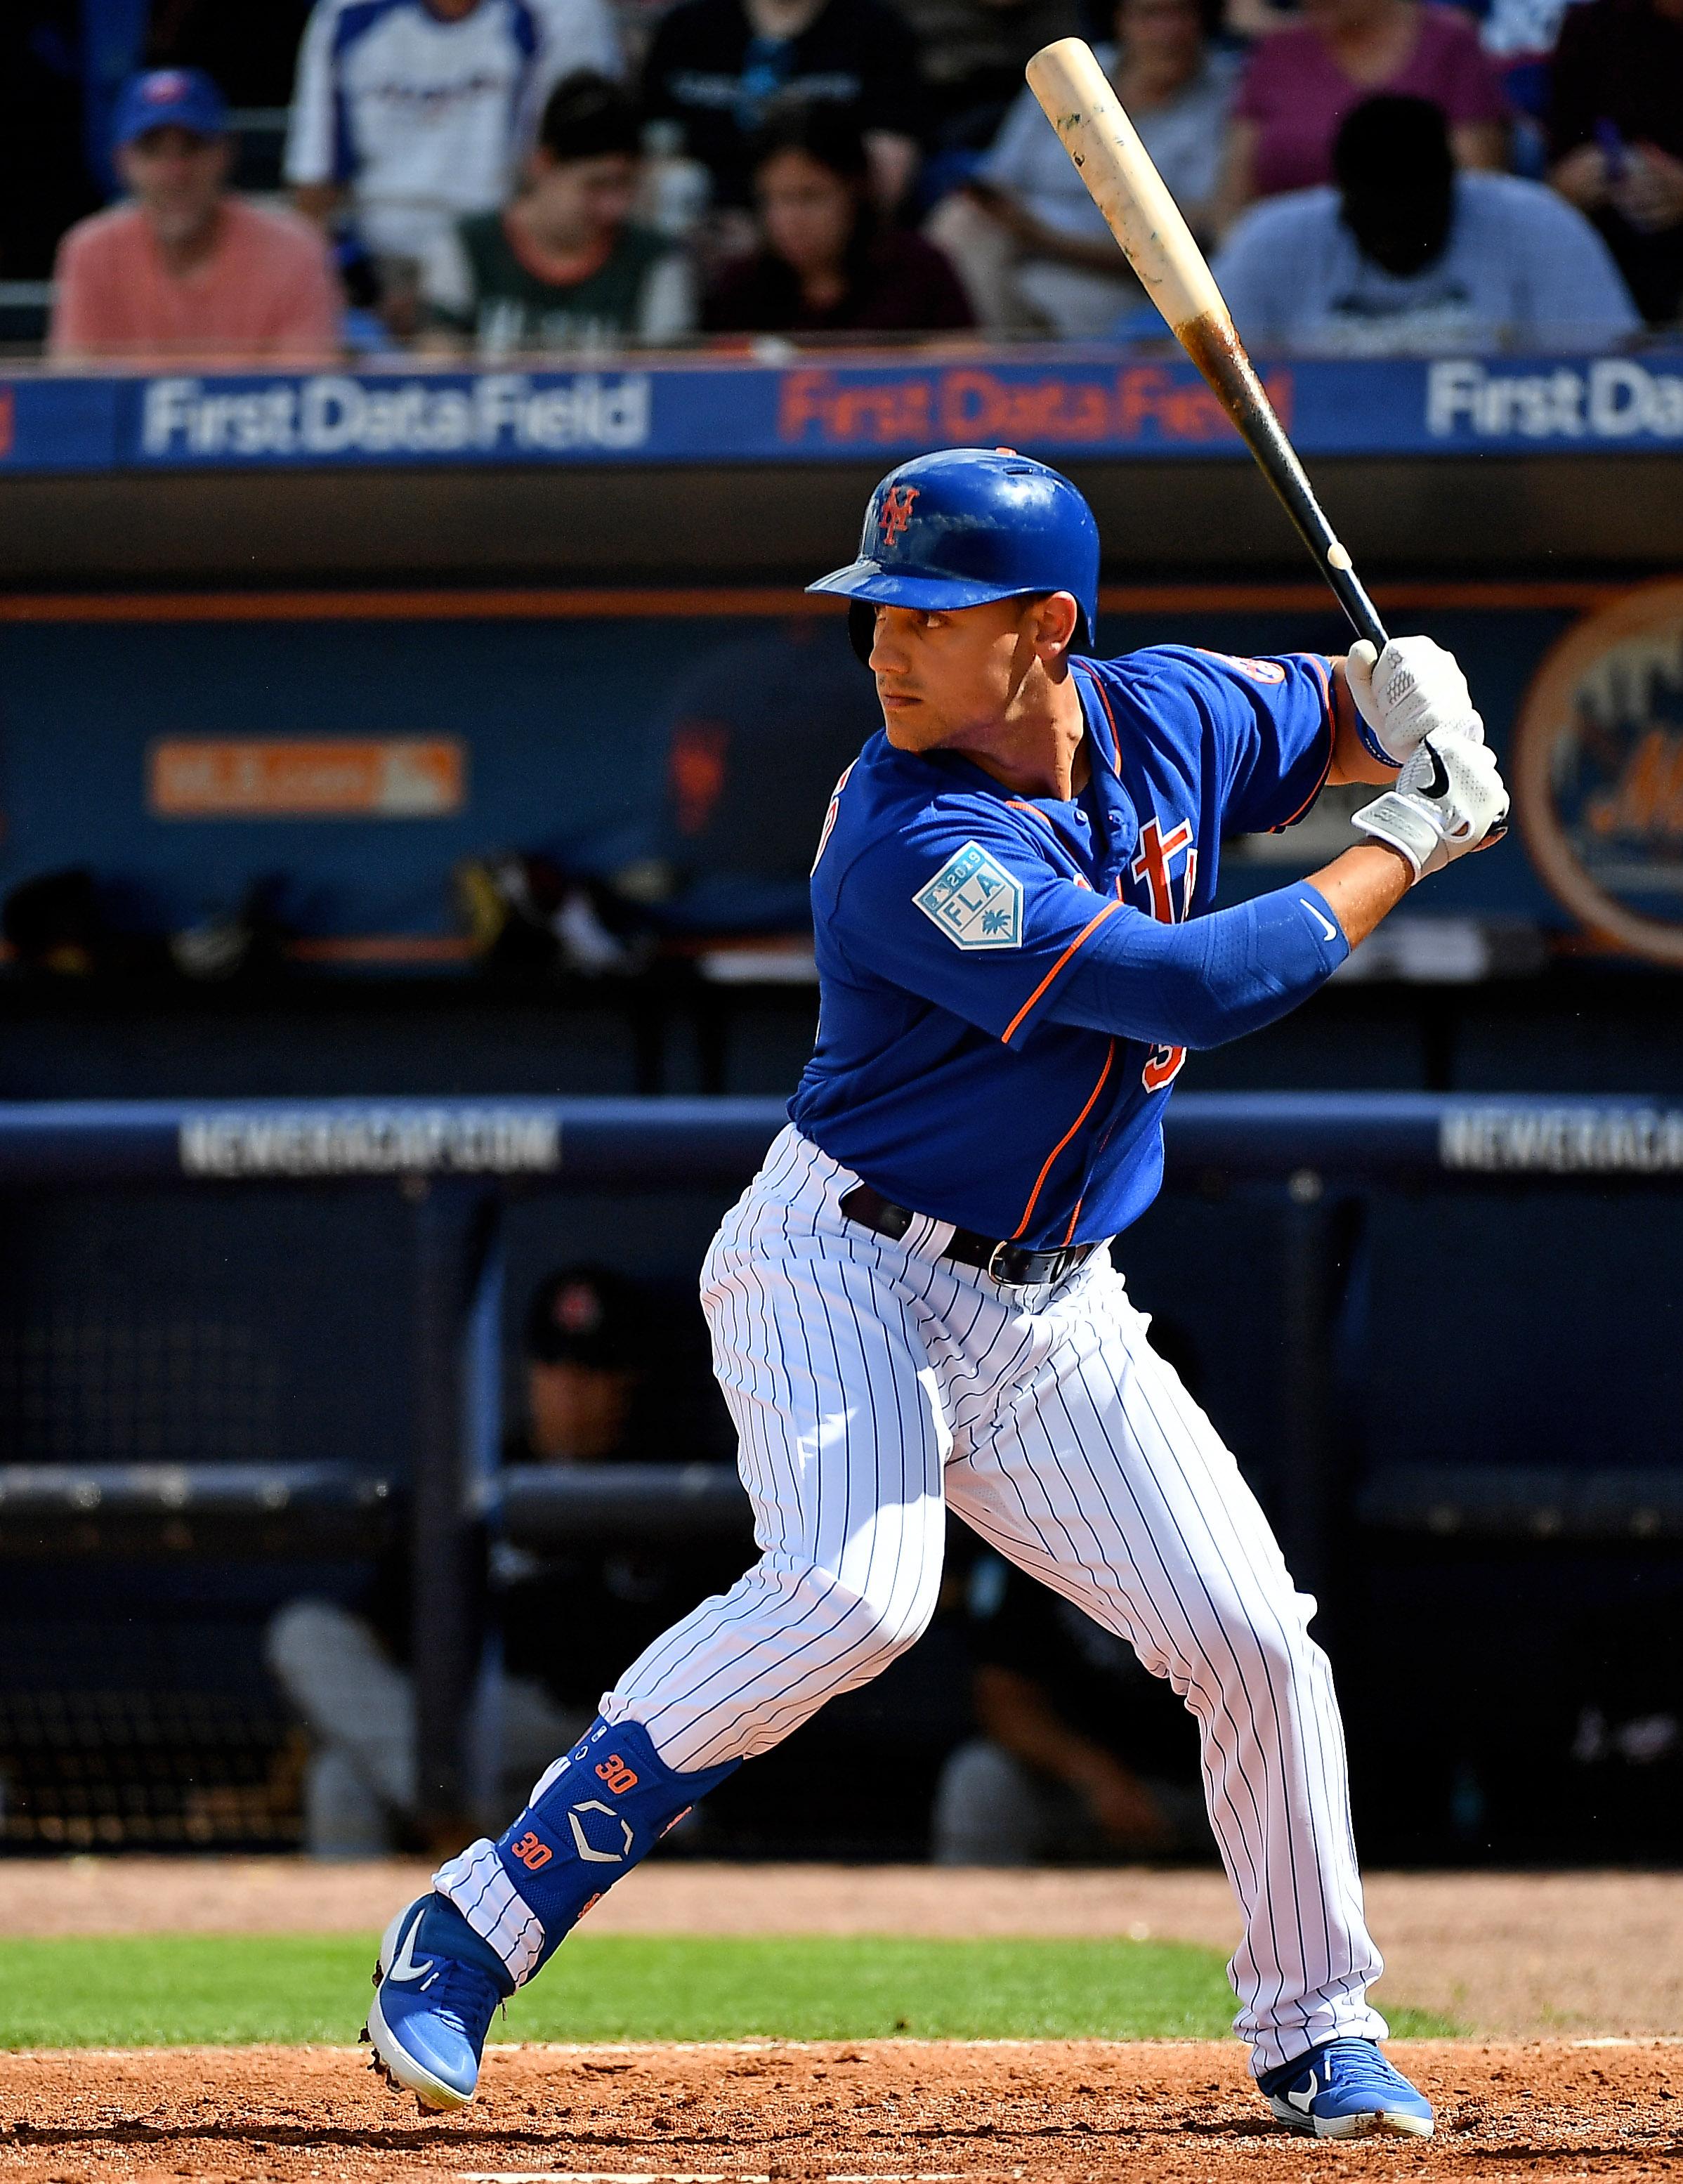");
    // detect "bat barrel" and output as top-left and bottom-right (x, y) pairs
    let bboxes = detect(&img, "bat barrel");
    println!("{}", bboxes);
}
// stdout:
(1026, 37), (1388, 652)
